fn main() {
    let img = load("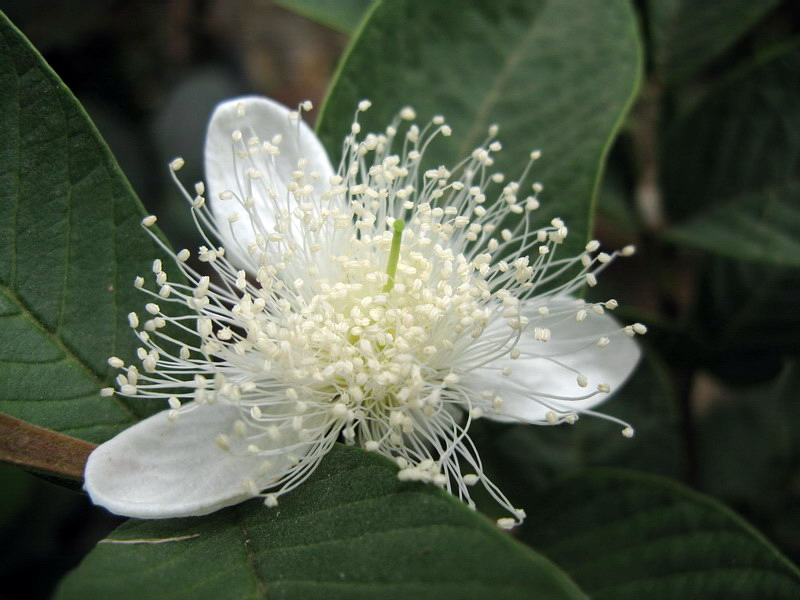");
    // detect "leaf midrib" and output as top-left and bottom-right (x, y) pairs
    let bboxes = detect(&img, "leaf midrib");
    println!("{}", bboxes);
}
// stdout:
(54, 84), (74, 336)
(0, 282), (136, 419)
(225, 477), (564, 597)
(236, 505), (268, 600)
(9, 26), (20, 289)
(192, 521), (553, 593)
(455, 3), (545, 158)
